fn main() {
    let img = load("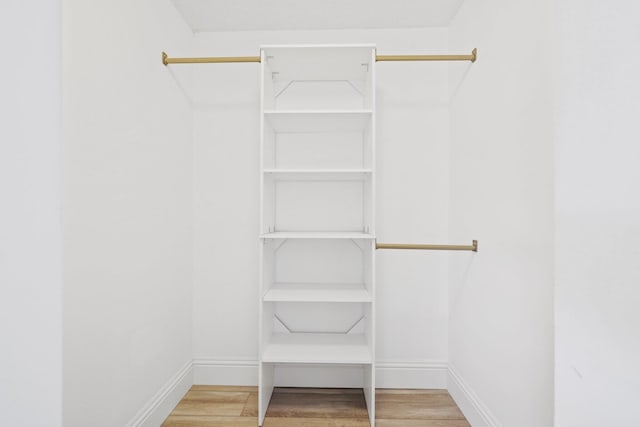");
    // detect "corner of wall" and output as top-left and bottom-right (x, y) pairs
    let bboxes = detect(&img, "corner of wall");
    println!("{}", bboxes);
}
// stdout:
(125, 360), (193, 427)
(448, 364), (501, 427)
